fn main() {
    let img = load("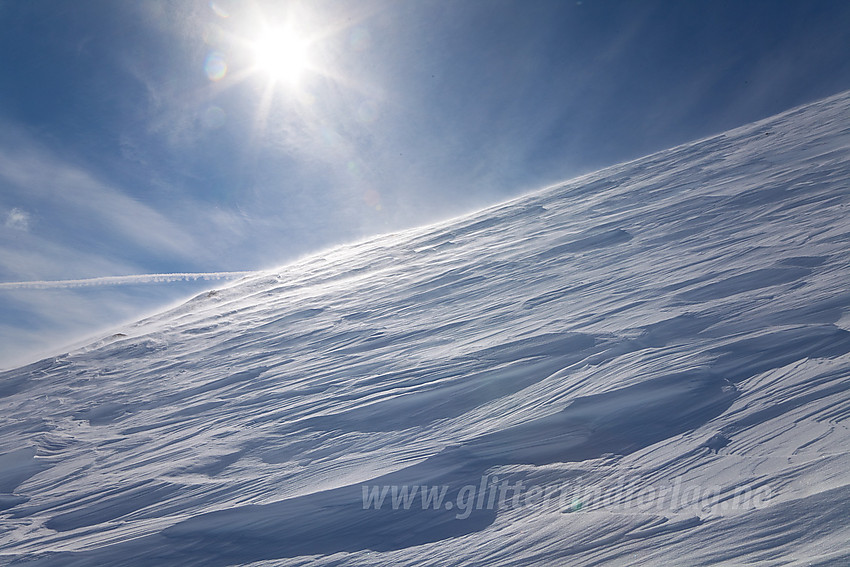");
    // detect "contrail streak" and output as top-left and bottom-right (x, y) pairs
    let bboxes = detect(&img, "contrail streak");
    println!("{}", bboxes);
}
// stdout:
(0, 271), (255, 290)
